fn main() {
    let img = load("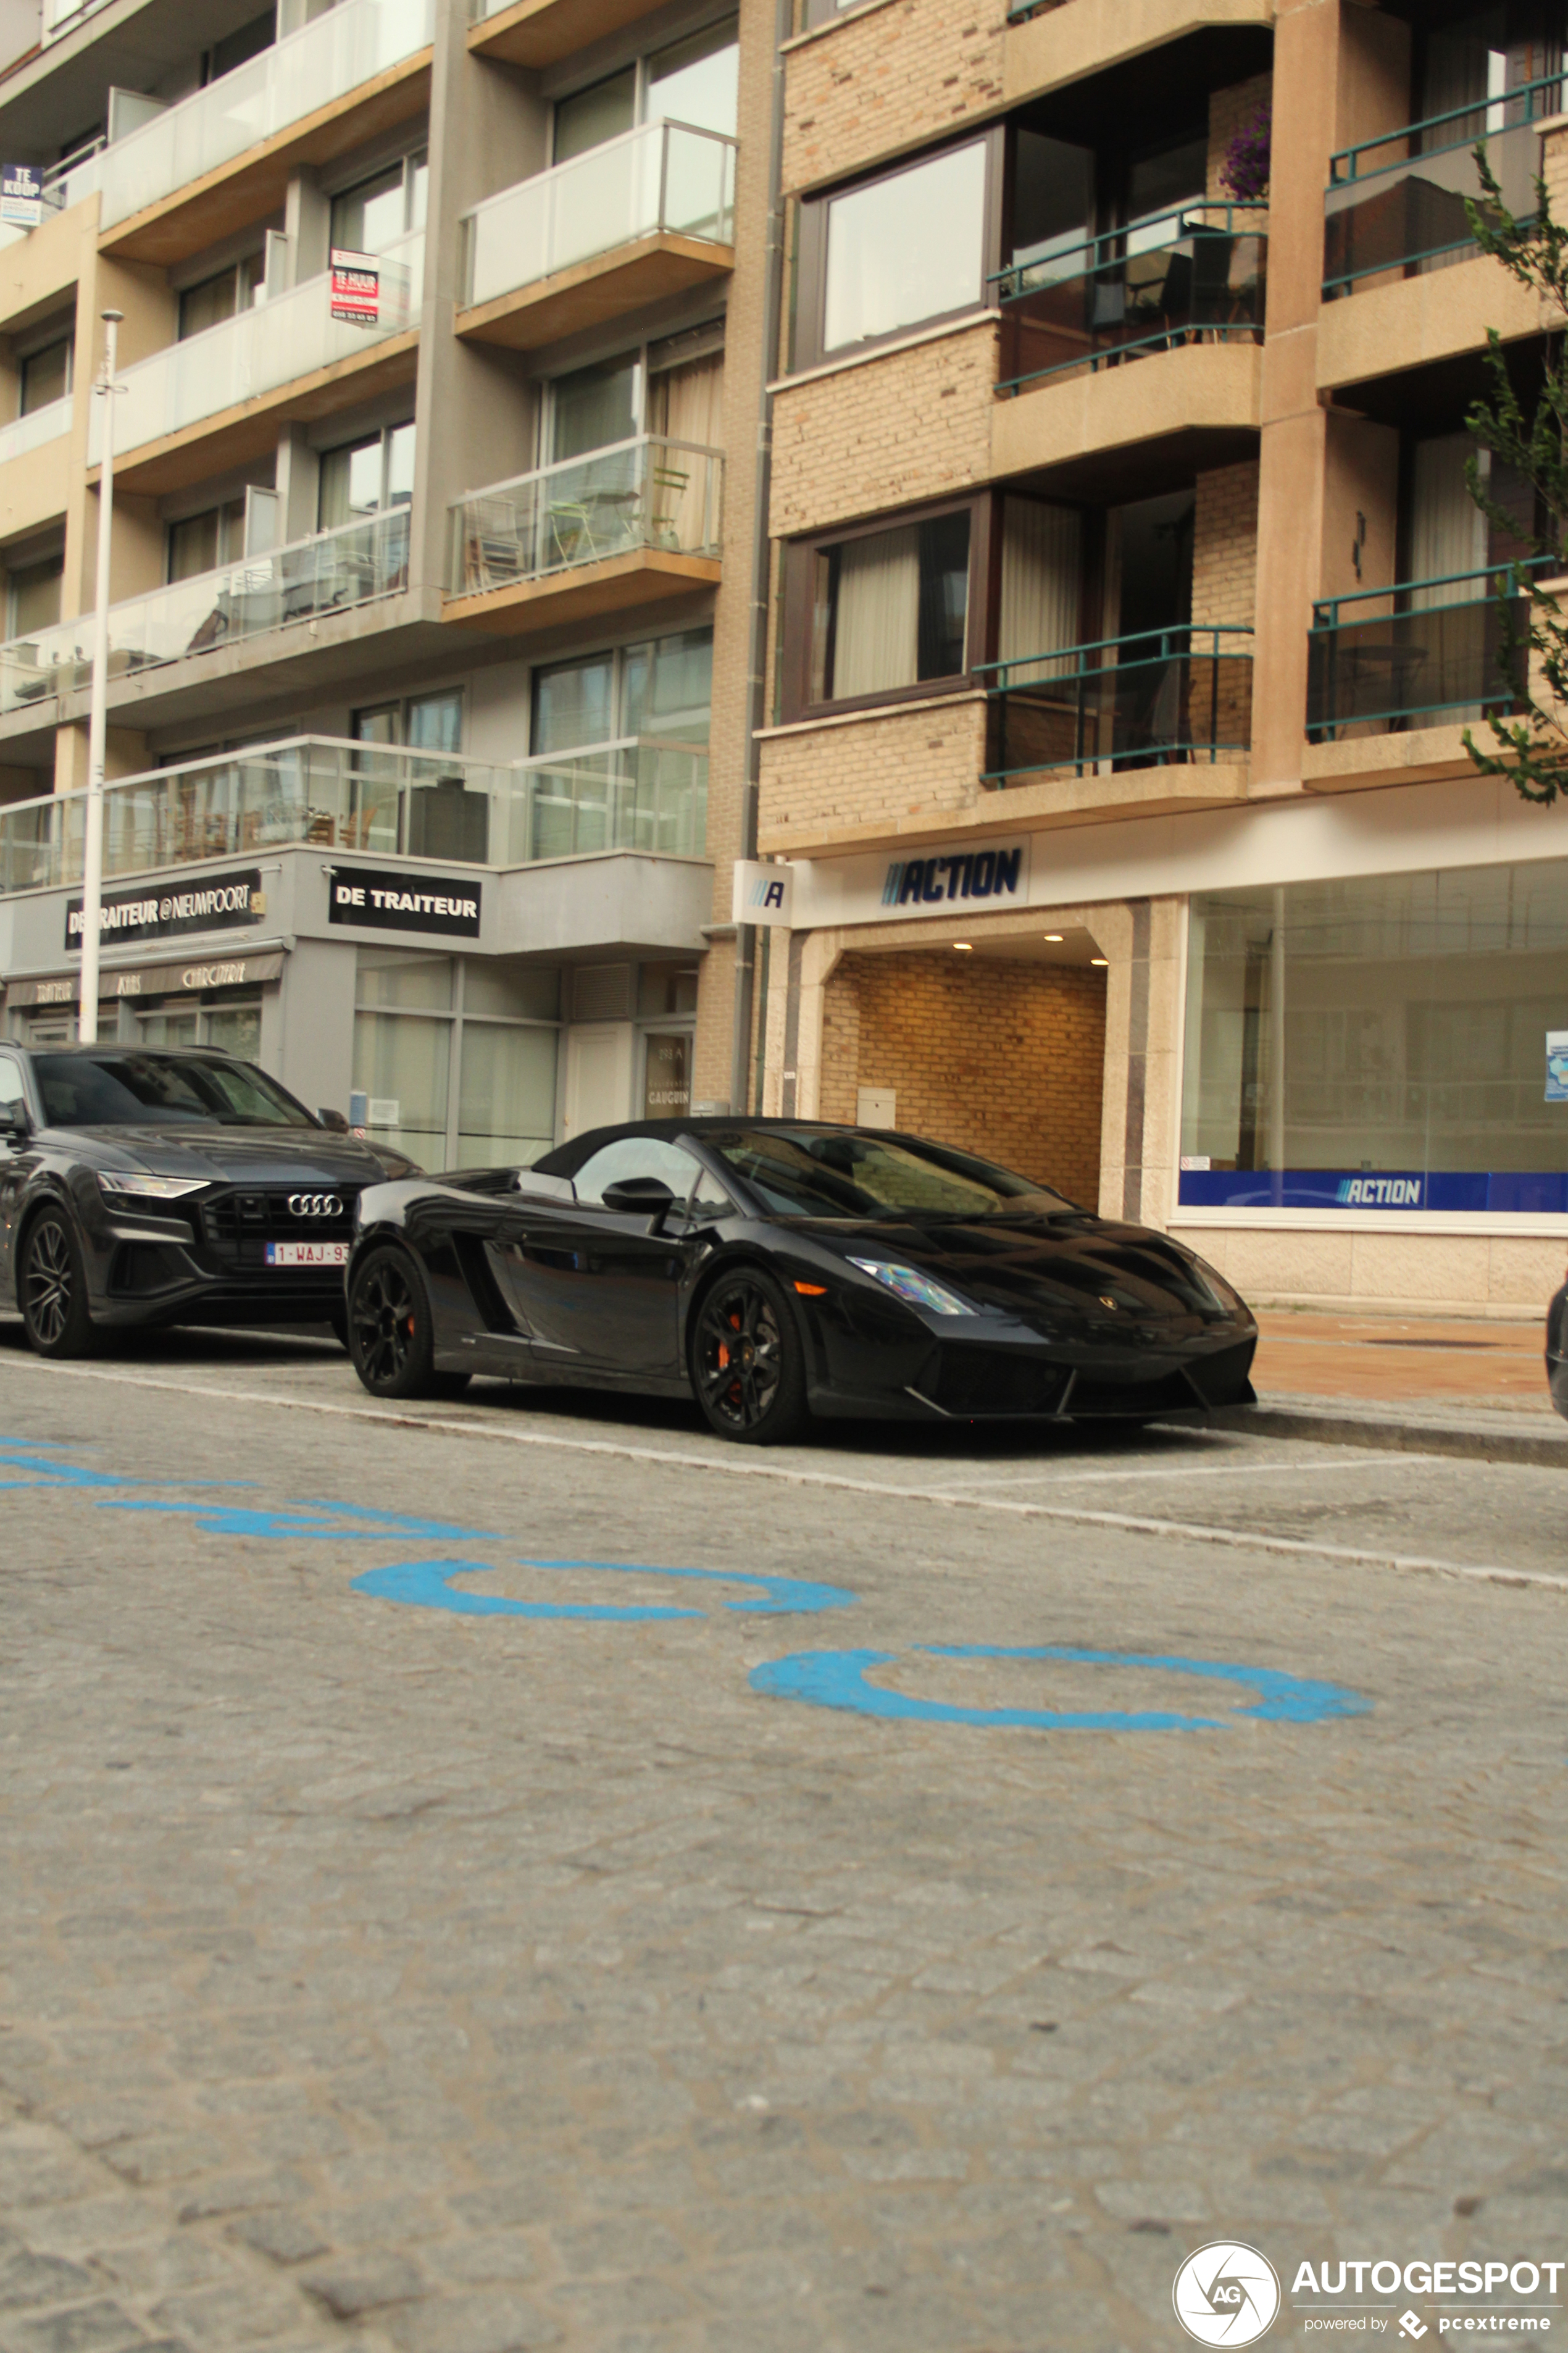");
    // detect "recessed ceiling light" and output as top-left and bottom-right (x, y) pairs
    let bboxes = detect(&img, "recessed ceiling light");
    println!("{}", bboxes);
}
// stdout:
(1043, 932), (1063, 942)
(953, 941), (974, 952)
(1090, 955), (1108, 966)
